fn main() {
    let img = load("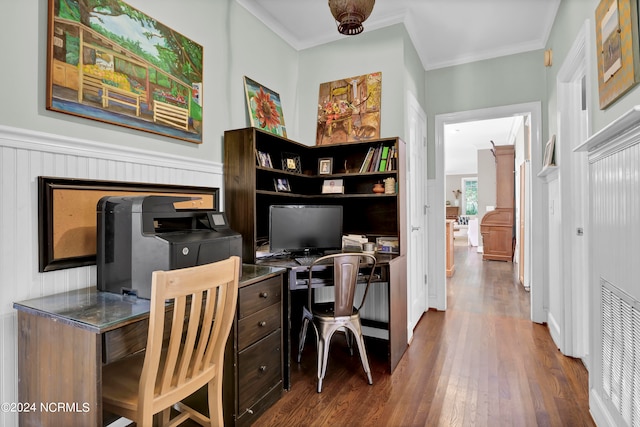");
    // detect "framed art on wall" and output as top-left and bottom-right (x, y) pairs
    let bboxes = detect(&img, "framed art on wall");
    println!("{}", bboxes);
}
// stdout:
(316, 72), (381, 145)
(595, 0), (640, 109)
(46, 0), (203, 143)
(244, 76), (287, 137)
